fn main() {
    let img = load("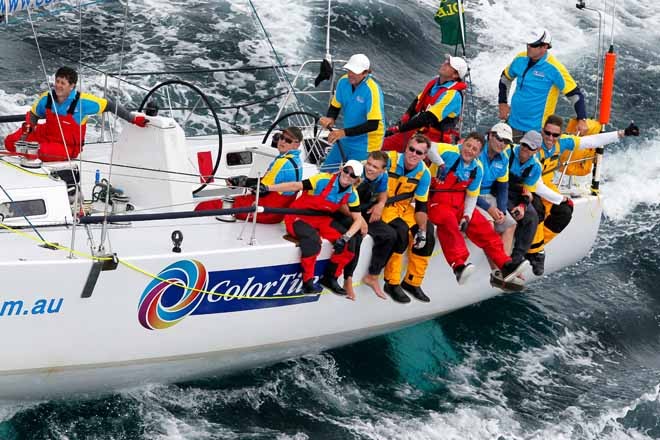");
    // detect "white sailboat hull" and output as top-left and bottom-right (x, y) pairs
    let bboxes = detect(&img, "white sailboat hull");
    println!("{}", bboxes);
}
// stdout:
(0, 193), (601, 401)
